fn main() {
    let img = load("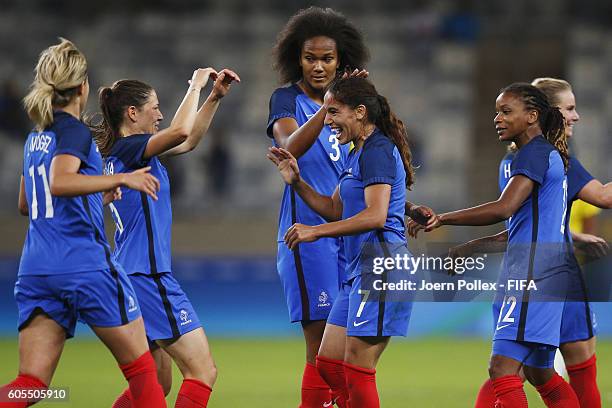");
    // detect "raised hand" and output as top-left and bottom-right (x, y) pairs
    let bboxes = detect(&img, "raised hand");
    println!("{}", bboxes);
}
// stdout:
(341, 67), (369, 79)
(267, 147), (301, 185)
(284, 223), (320, 249)
(103, 186), (122, 206)
(123, 167), (160, 200)
(190, 67), (218, 90)
(211, 68), (240, 99)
